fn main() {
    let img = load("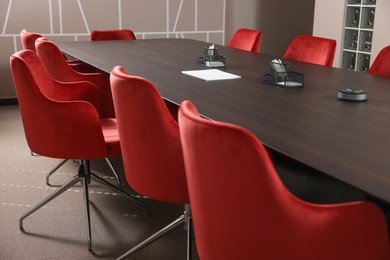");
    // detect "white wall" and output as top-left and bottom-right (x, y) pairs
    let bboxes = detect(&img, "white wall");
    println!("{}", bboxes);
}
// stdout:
(313, 0), (346, 68)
